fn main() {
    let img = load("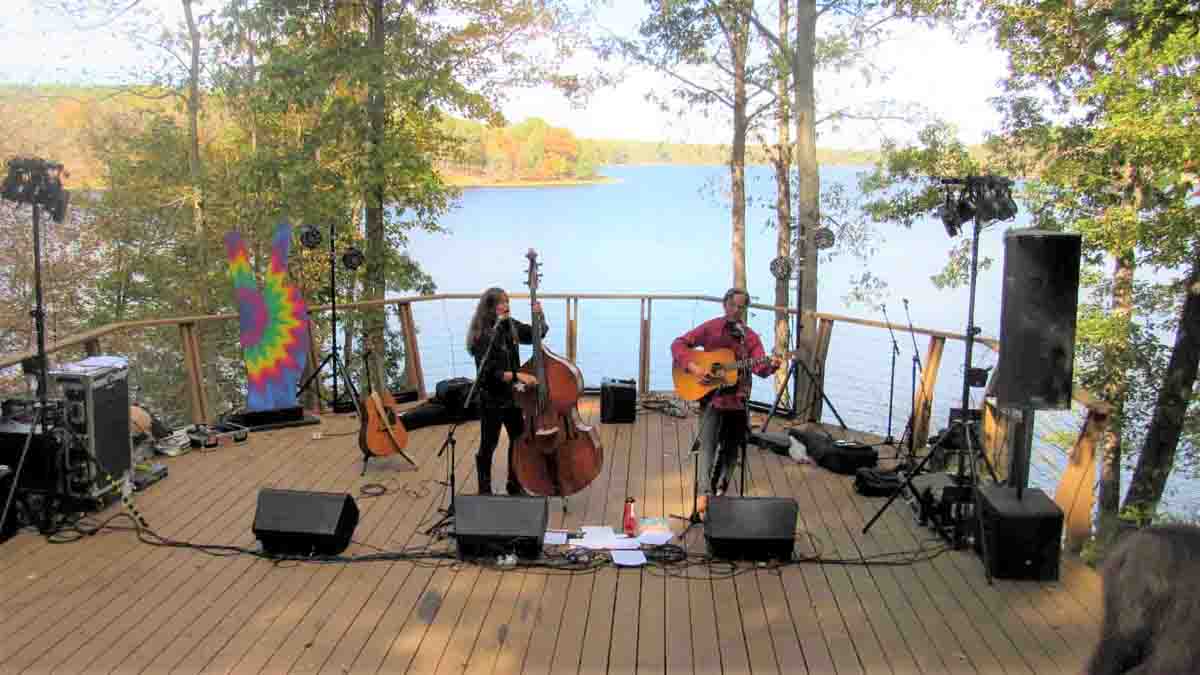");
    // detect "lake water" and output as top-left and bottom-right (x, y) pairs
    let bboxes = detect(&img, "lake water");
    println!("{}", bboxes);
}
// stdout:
(400, 163), (1198, 519)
